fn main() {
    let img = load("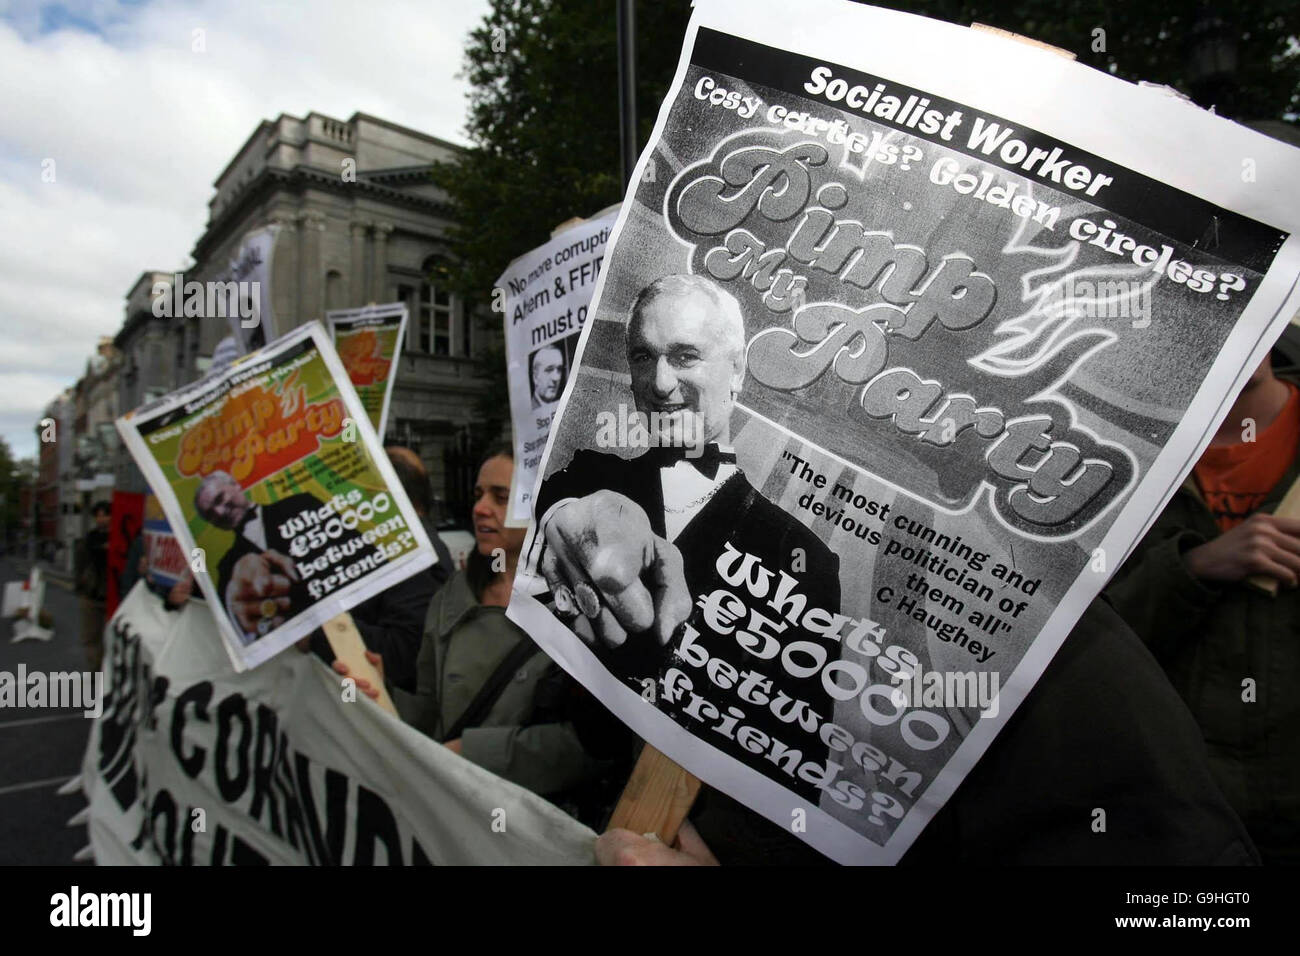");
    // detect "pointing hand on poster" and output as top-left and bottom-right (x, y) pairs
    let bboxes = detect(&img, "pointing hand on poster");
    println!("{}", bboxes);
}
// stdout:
(540, 490), (691, 649)
(229, 550), (297, 633)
